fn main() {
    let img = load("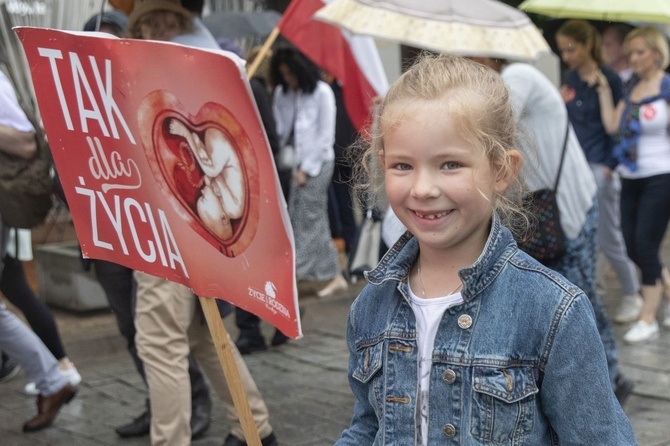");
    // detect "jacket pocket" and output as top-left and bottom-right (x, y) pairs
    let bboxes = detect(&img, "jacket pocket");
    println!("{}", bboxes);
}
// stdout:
(352, 339), (384, 383)
(470, 366), (538, 443)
